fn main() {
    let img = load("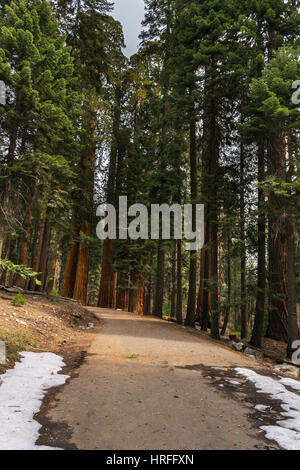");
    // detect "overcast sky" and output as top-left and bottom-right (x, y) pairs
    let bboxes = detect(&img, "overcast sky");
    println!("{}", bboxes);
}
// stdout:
(113, 0), (145, 57)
